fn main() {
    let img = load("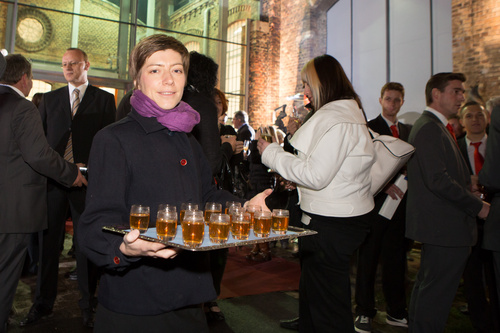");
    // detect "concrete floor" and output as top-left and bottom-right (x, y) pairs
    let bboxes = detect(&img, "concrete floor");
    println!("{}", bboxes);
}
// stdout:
(8, 235), (475, 333)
